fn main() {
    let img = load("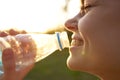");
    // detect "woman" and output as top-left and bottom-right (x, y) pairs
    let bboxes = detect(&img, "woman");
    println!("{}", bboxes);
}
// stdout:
(65, 0), (120, 80)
